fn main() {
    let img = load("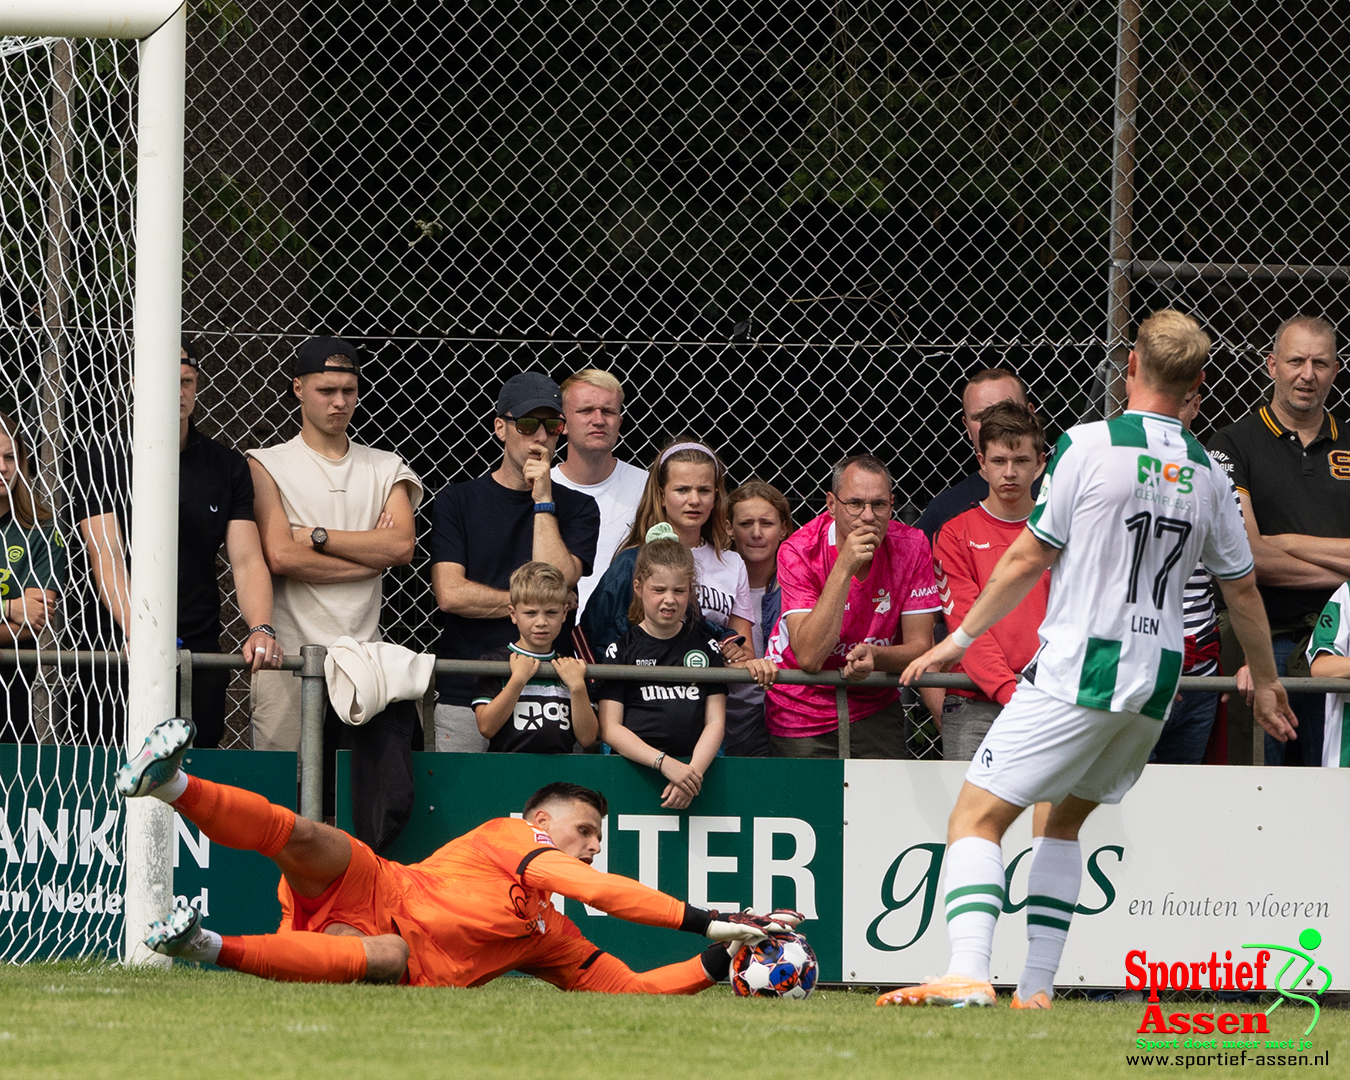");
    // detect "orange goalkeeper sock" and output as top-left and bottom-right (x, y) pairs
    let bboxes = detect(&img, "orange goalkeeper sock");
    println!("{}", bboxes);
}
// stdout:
(217, 932), (368, 983)
(172, 775), (295, 857)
